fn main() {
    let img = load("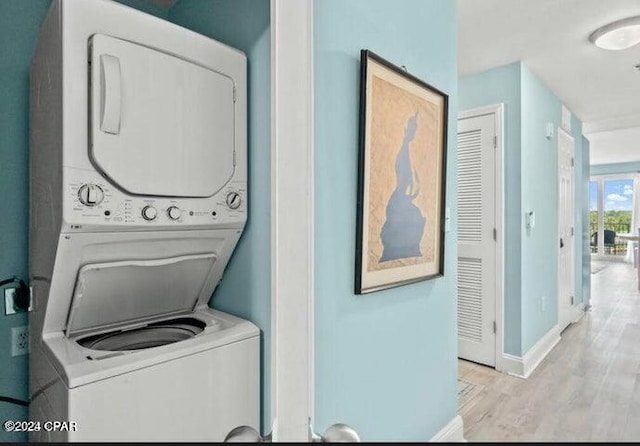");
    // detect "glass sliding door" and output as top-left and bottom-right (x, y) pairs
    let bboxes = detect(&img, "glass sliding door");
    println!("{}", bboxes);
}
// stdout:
(604, 179), (633, 256)
(590, 175), (635, 259)
(589, 181), (598, 254)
